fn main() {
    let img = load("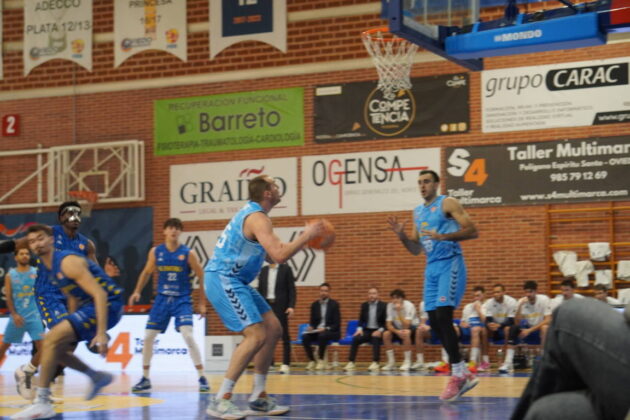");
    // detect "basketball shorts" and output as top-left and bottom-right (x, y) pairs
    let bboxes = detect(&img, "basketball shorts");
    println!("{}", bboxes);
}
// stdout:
(36, 294), (69, 329)
(146, 293), (194, 333)
(67, 297), (124, 343)
(423, 255), (467, 311)
(2, 313), (45, 343)
(390, 325), (417, 344)
(204, 271), (271, 333)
